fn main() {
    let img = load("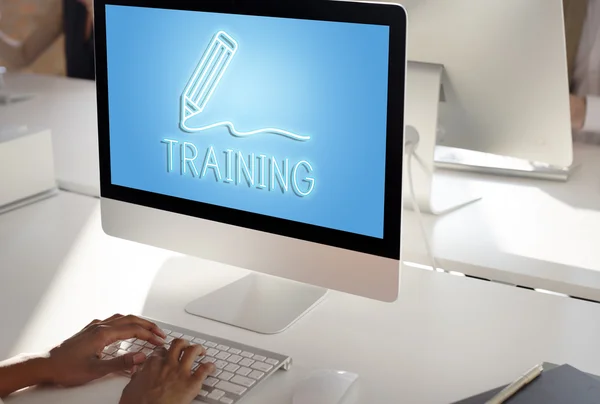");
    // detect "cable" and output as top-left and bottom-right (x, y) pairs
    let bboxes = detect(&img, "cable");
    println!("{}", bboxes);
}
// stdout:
(406, 142), (440, 272)
(413, 151), (432, 177)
